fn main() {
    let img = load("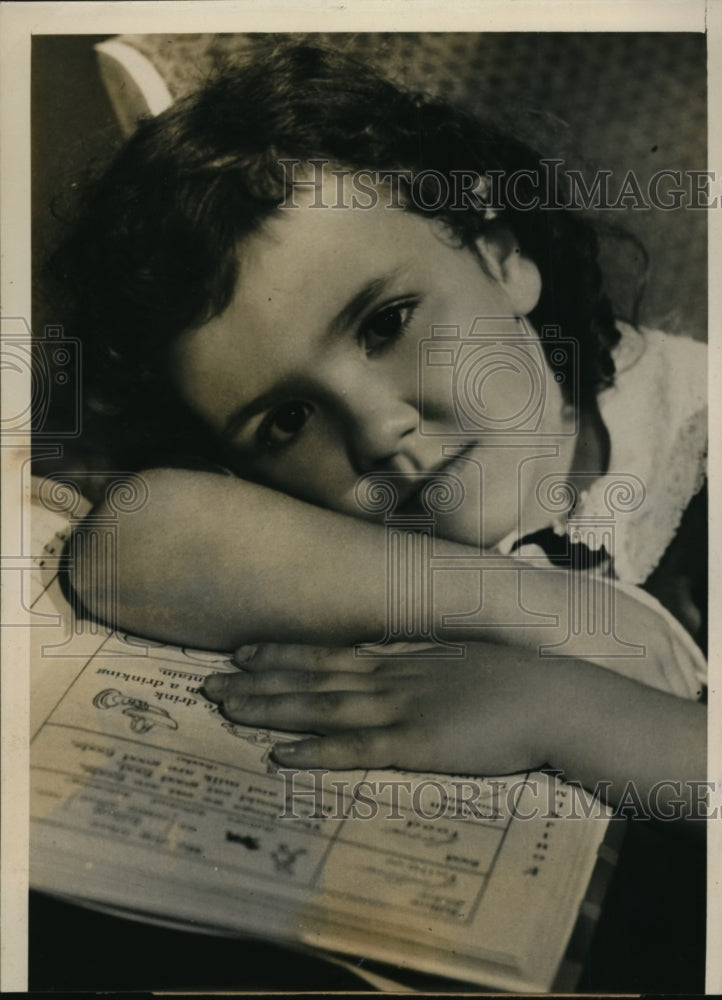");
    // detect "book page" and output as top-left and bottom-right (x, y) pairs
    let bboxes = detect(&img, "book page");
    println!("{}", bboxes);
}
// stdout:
(29, 518), (610, 992)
